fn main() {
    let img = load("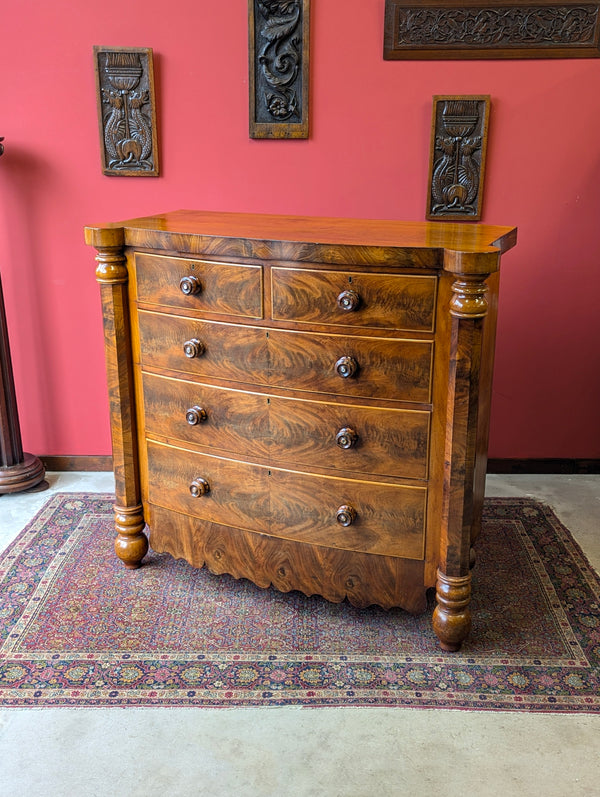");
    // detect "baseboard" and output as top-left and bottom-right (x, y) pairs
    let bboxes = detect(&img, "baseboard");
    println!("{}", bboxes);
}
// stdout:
(41, 456), (113, 472)
(41, 456), (599, 474)
(487, 459), (600, 474)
